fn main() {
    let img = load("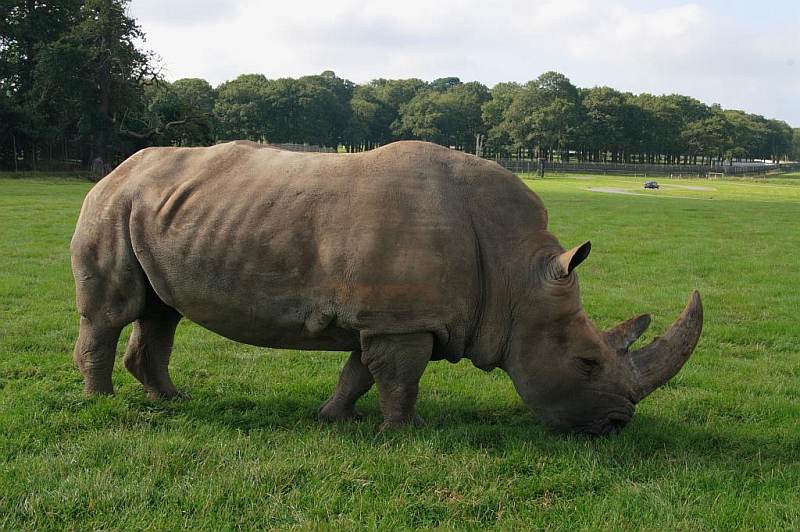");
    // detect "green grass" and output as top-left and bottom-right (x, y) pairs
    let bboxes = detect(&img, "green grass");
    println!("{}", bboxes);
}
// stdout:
(1, 173), (798, 529)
